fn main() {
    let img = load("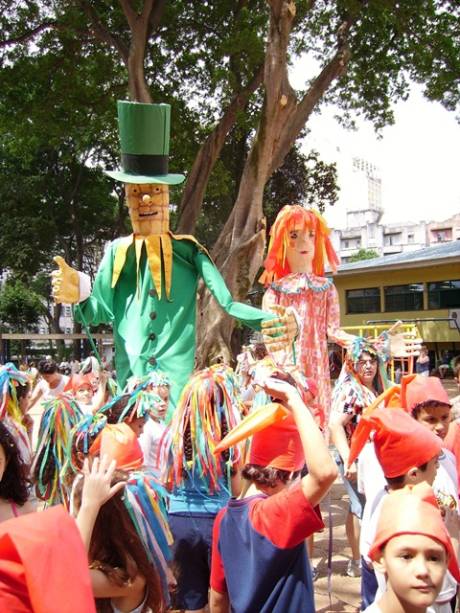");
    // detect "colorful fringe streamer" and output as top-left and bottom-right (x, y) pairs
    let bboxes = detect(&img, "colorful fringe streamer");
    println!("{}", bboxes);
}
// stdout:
(0, 362), (29, 424)
(122, 472), (173, 606)
(0, 363), (32, 462)
(32, 395), (83, 507)
(99, 371), (168, 424)
(67, 412), (108, 473)
(160, 365), (243, 493)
